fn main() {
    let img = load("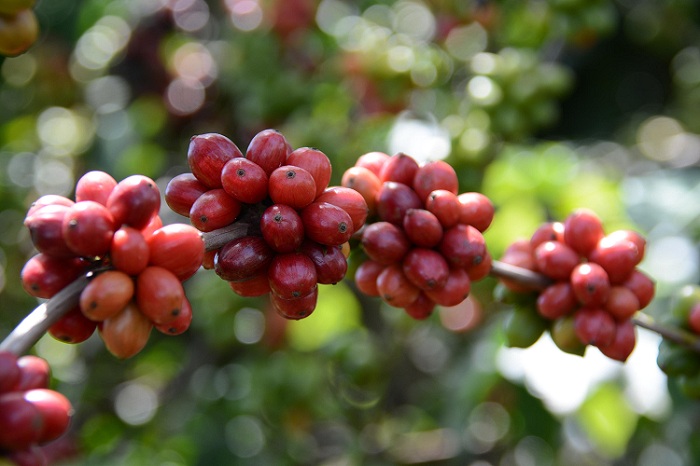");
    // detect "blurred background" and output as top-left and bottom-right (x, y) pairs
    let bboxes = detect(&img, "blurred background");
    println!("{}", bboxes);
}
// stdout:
(1, 0), (700, 464)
